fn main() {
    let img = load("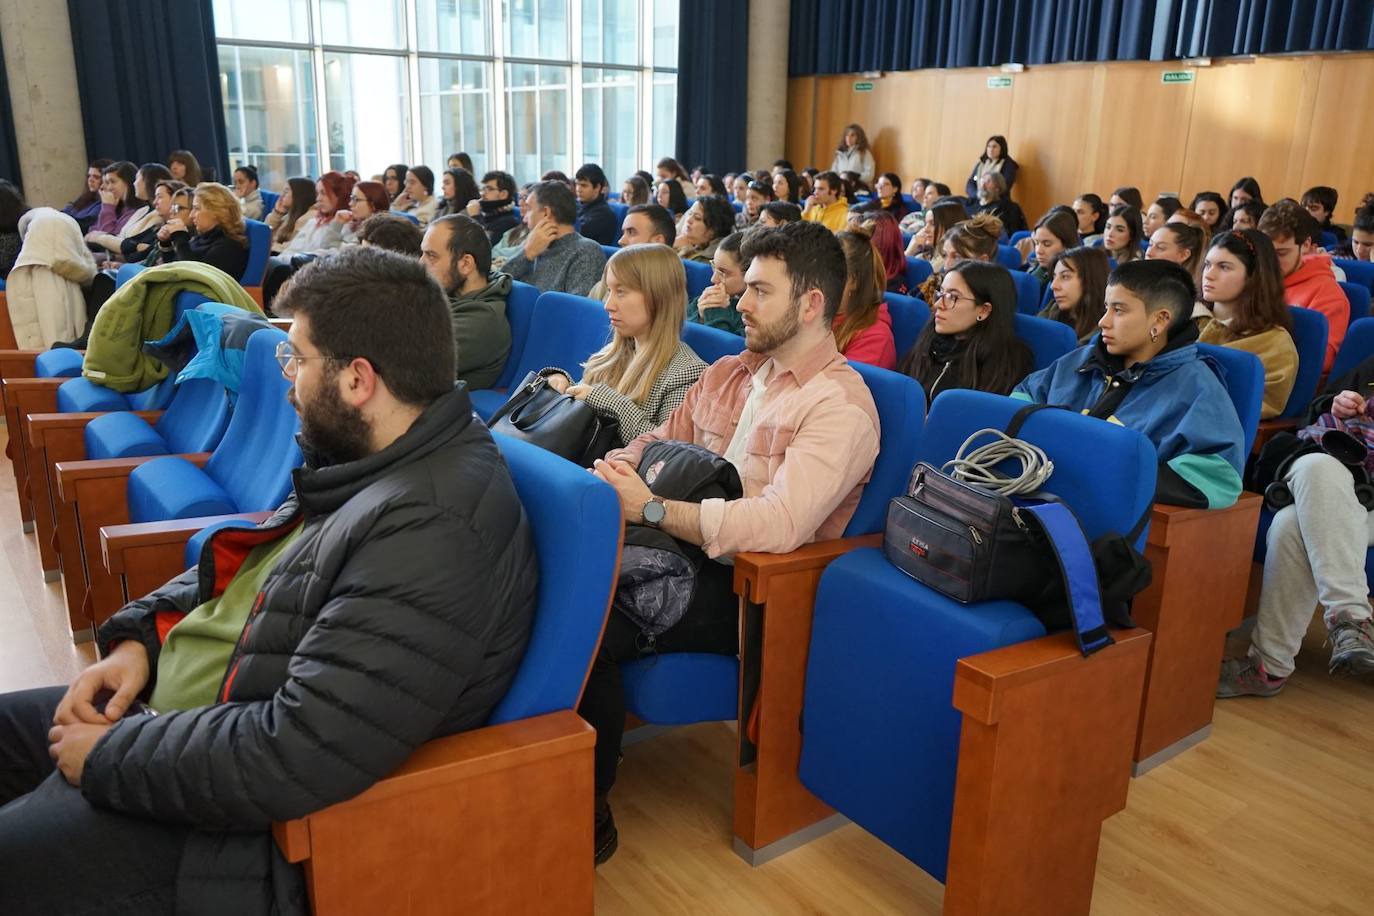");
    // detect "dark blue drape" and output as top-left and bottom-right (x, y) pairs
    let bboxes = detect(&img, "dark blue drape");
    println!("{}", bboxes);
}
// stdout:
(789, 0), (1374, 76)
(0, 38), (22, 188)
(67, 0), (229, 180)
(676, 0), (750, 173)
